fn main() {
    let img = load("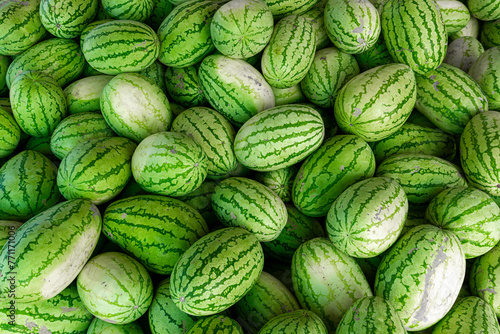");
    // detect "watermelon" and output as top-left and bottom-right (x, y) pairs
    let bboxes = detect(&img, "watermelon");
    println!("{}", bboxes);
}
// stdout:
(375, 224), (466, 331)
(101, 0), (154, 21)
(100, 72), (172, 143)
(171, 106), (237, 179)
(211, 177), (287, 242)
(467, 0), (500, 21)
(301, 47), (360, 109)
(261, 204), (325, 261)
(415, 63), (488, 135)
(79, 19), (114, 49)
(369, 123), (457, 164)
(261, 14), (316, 89)
(258, 309), (327, 333)
(334, 63), (416, 142)
(165, 66), (207, 108)
(186, 315), (243, 334)
(57, 137), (137, 204)
(211, 0), (274, 59)
(292, 237), (373, 331)
(63, 75), (113, 114)
(437, 0), (470, 34)
(353, 36), (393, 72)
(77, 251), (153, 324)
(87, 318), (144, 334)
(432, 296), (500, 334)
(0, 199), (101, 303)
(301, 7), (332, 49)
(82, 20), (160, 75)
(261, 0), (320, 19)
(139, 60), (167, 94)
(426, 186), (500, 259)
(5, 38), (85, 89)
(460, 111), (500, 198)
(468, 46), (500, 110)
(450, 16), (481, 40)
(481, 20), (500, 49)
(292, 135), (376, 217)
(0, 284), (94, 334)
(326, 176), (408, 258)
(234, 104), (324, 172)
(443, 36), (485, 73)
(0, 150), (60, 221)
(469, 243), (500, 317)
(170, 227), (264, 316)
(335, 296), (406, 334)
(0, 55), (10, 96)
(157, 0), (220, 68)
(381, 0), (447, 75)
(324, 0), (381, 54)
(255, 165), (298, 203)
(0, 220), (21, 249)
(376, 153), (467, 204)
(175, 180), (219, 227)
(39, 0), (98, 38)
(103, 194), (209, 275)
(148, 277), (198, 334)
(131, 131), (208, 197)
(10, 70), (67, 138)
(198, 54), (275, 127)
(0, 0), (46, 56)
(144, 0), (174, 30)
(272, 85), (306, 106)
(0, 106), (20, 158)
(233, 271), (300, 333)
(25, 136), (54, 158)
